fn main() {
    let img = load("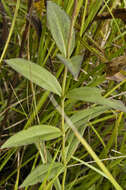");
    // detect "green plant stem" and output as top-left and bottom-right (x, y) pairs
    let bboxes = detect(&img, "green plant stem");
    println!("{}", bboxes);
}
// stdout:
(0, 0), (20, 67)
(61, 1), (78, 189)
(61, 66), (67, 190)
(67, 0), (77, 58)
(61, 166), (67, 190)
